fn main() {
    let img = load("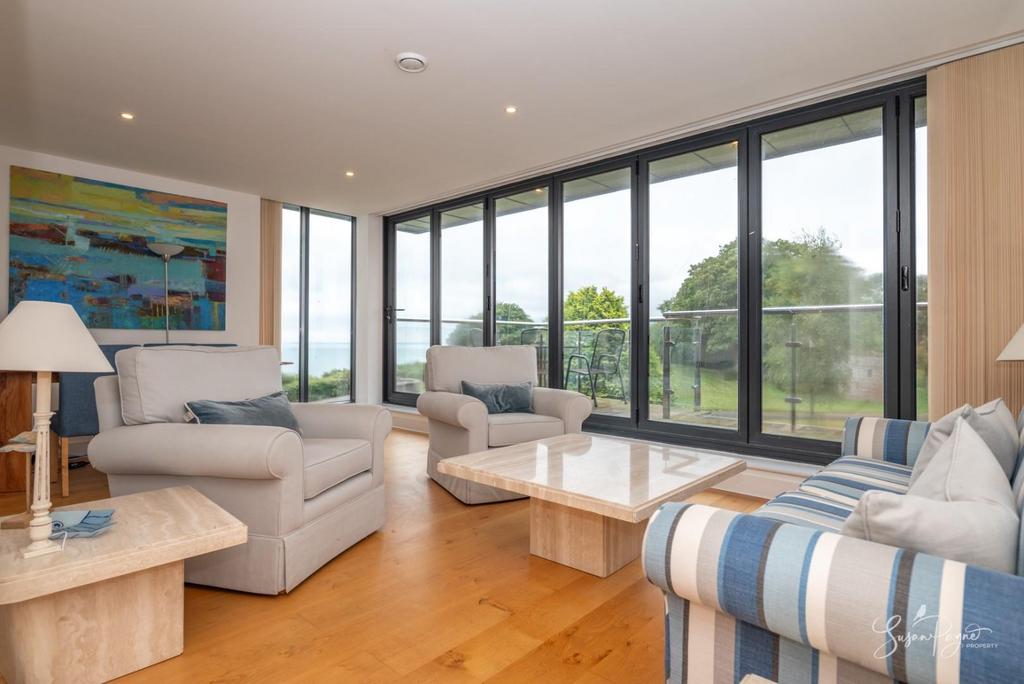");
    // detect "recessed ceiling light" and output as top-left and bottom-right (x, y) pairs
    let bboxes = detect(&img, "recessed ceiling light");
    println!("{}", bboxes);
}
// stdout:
(534, 188), (543, 193)
(120, 112), (135, 120)
(395, 52), (428, 73)
(505, 105), (518, 114)
(345, 171), (355, 178)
